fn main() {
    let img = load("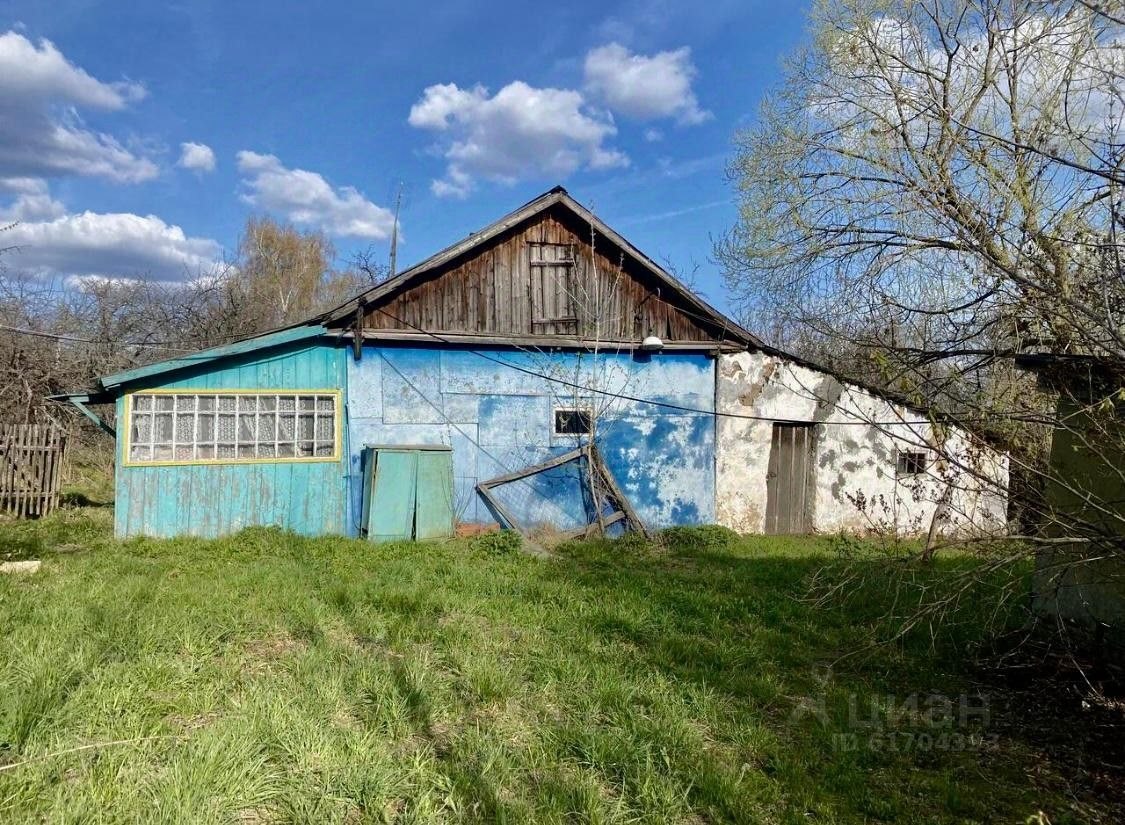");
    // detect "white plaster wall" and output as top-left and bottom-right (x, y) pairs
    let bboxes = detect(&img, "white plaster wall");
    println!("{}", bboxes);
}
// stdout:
(716, 352), (1009, 536)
